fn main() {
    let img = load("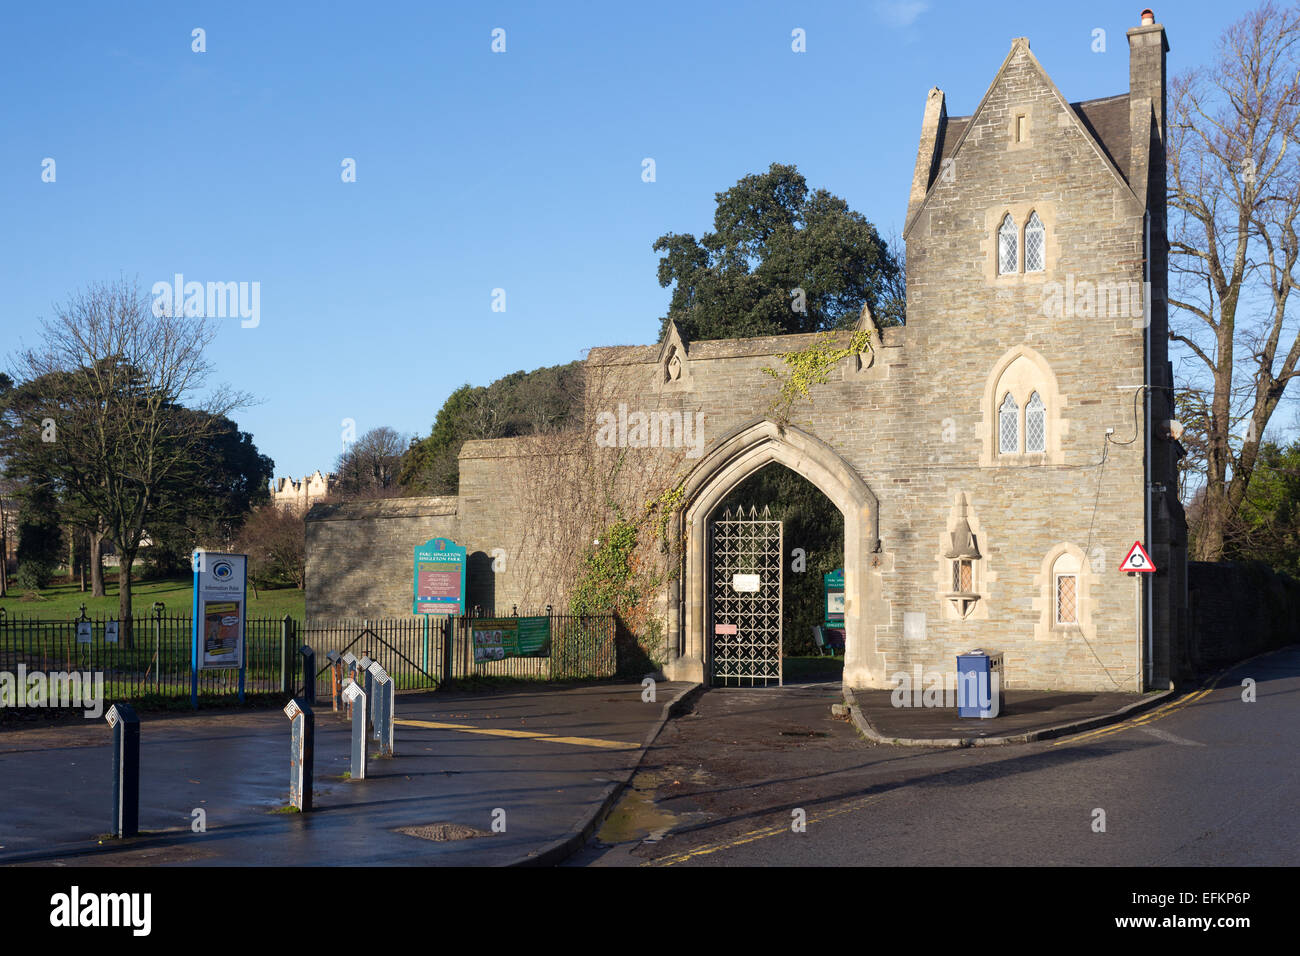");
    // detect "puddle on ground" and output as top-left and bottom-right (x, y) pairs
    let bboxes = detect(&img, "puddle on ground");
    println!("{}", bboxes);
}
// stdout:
(597, 767), (709, 845)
